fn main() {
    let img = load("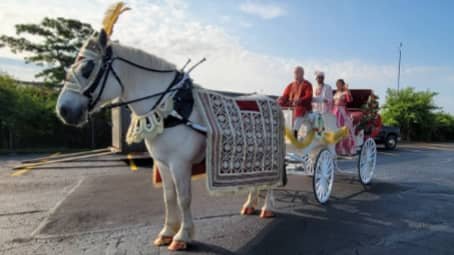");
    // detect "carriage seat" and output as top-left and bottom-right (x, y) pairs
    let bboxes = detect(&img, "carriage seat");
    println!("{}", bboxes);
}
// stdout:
(349, 111), (363, 126)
